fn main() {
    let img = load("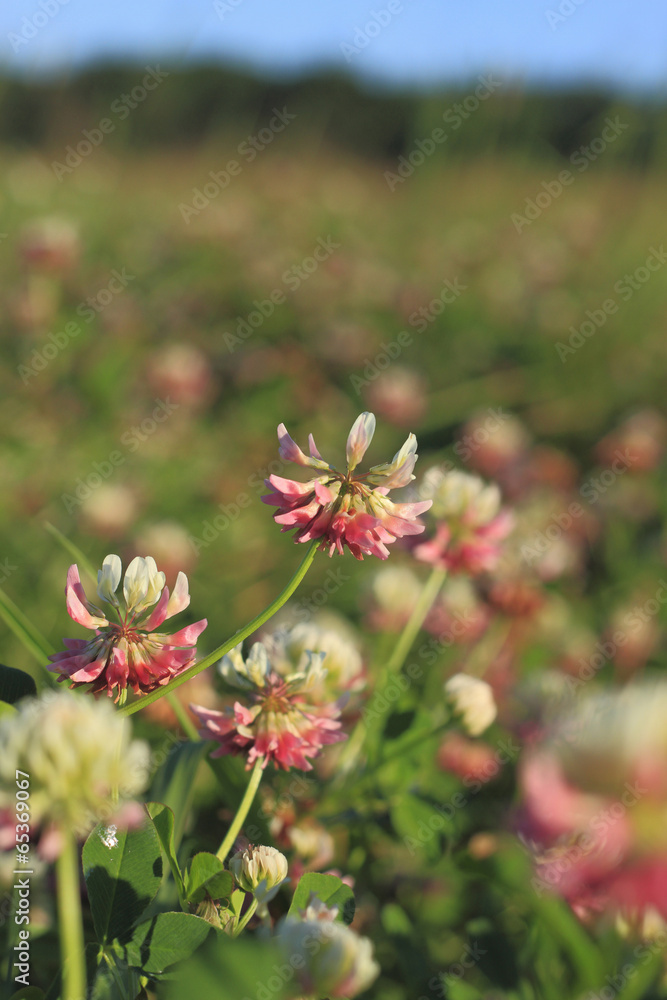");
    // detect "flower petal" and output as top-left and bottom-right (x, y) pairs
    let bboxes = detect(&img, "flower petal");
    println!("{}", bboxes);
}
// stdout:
(66, 565), (108, 629)
(346, 412), (376, 472)
(277, 424), (331, 471)
(97, 554), (122, 605)
(366, 432), (418, 489)
(123, 556), (150, 611)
